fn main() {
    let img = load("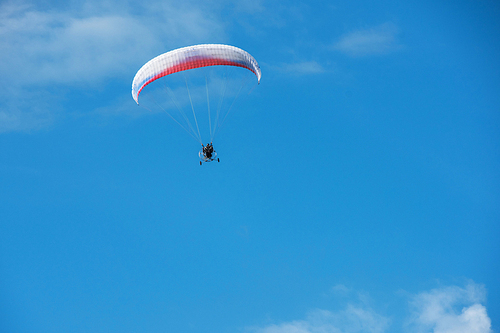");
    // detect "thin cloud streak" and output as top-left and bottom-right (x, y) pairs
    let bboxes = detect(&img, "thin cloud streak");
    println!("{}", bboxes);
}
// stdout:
(248, 306), (390, 333)
(333, 23), (402, 57)
(268, 61), (325, 75)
